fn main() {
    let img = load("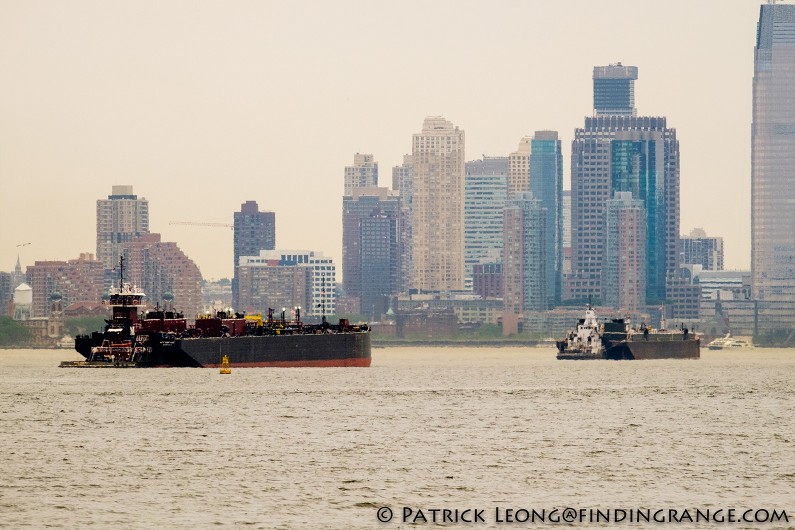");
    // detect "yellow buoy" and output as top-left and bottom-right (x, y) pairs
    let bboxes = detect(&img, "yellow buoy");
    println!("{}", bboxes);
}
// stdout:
(220, 354), (232, 374)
